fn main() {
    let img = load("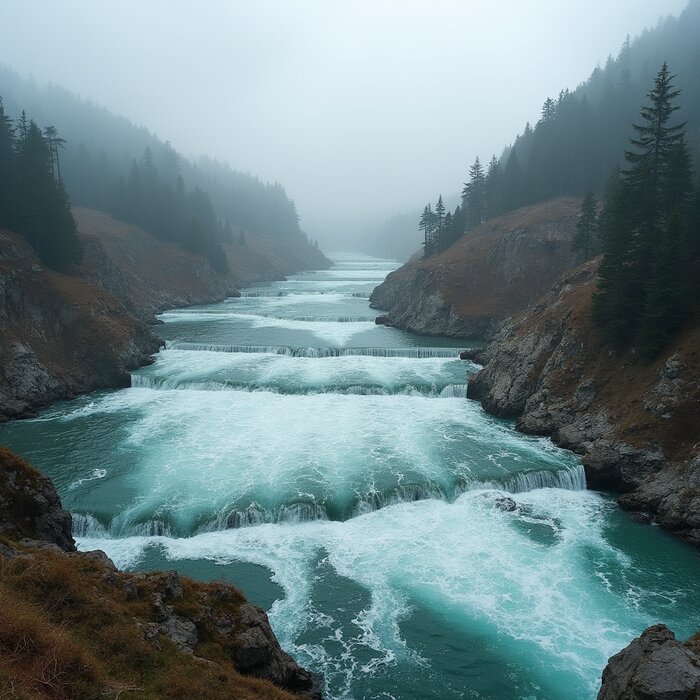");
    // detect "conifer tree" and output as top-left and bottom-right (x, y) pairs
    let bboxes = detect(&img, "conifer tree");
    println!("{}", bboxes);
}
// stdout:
(572, 193), (599, 261)
(462, 157), (486, 230)
(593, 63), (694, 353)
(0, 98), (16, 228)
(637, 212), (688, 358)
(484, 155), (502, 219)
(14, 119), (82, 268)
(435, 195), (446, 245)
